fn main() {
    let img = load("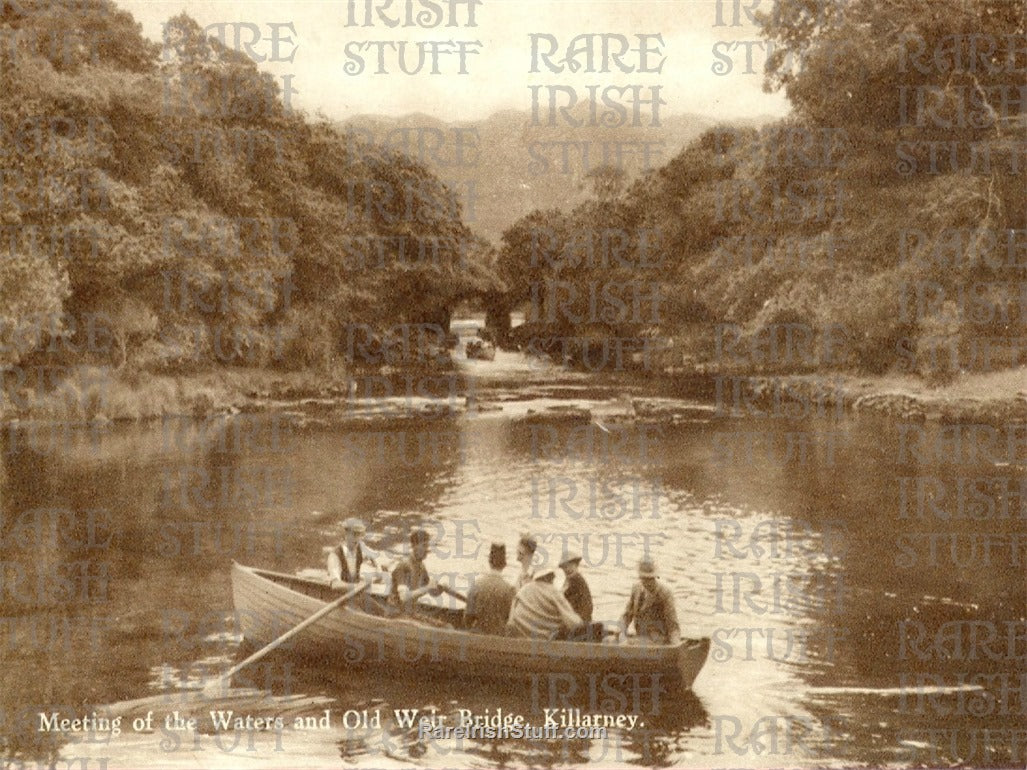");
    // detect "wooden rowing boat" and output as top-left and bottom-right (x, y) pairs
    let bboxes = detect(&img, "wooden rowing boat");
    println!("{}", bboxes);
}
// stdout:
(465, 338), (496, 361)
(231, 563), (709, 689)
